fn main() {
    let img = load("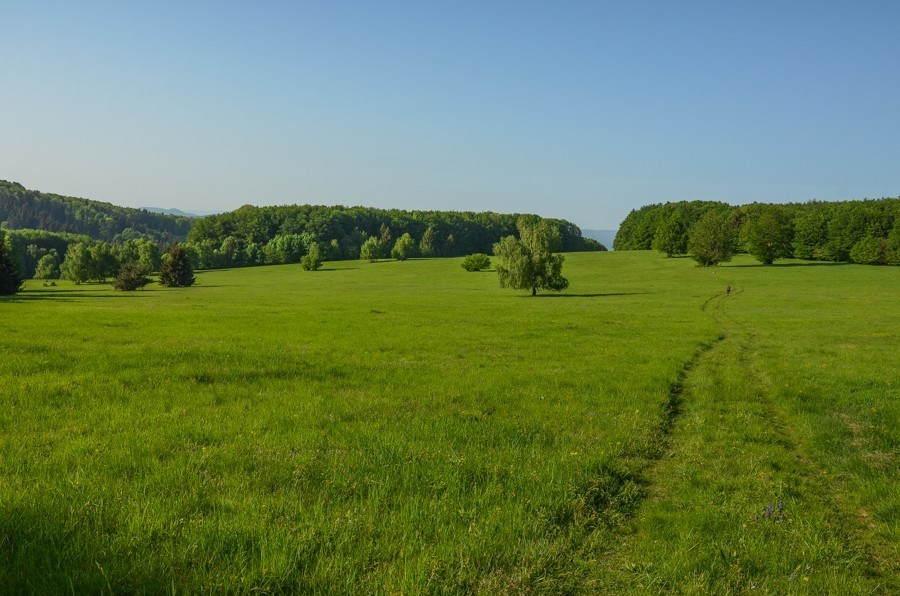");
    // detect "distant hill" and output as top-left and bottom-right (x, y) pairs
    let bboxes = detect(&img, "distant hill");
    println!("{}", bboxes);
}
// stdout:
(142, 207), (218, 218)
(582, 229), (616, 250)
(0, 180), (192, 243)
